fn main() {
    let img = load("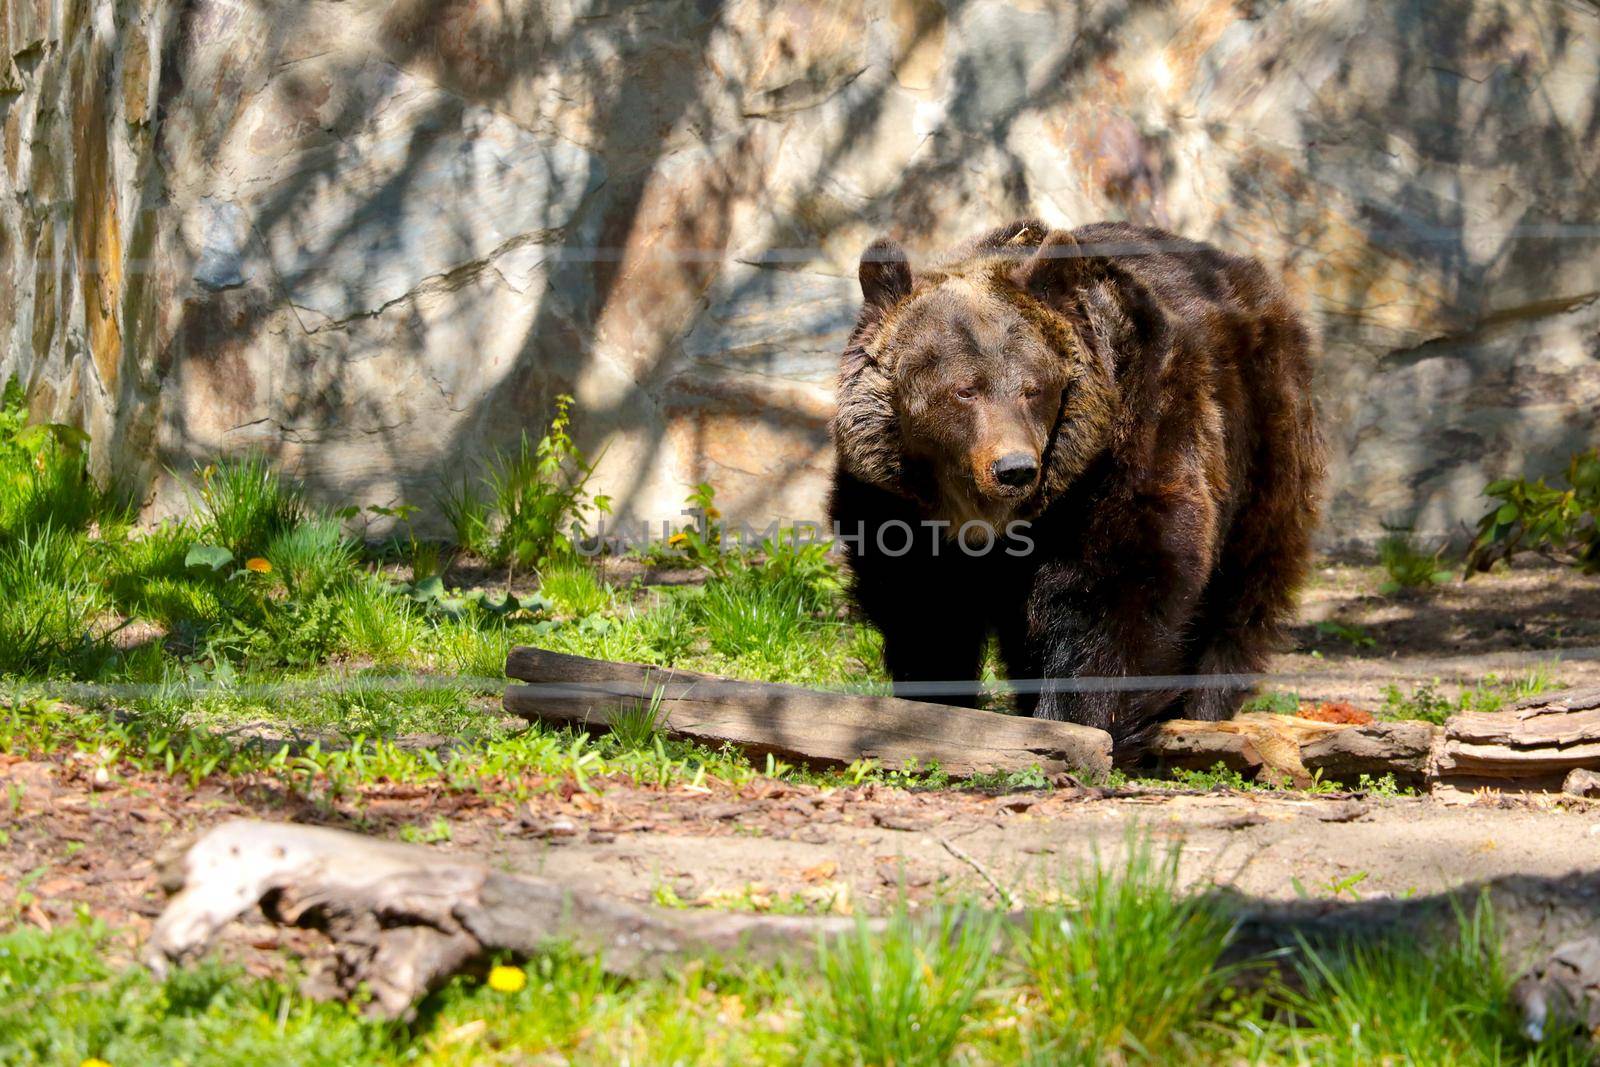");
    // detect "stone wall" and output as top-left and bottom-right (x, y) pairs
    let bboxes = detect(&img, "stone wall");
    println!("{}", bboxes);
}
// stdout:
(2, 0), (1596, 549)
